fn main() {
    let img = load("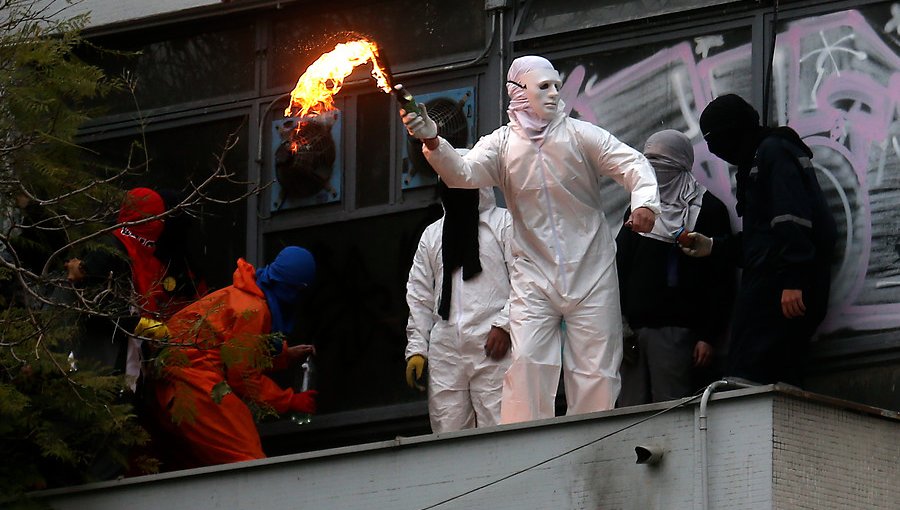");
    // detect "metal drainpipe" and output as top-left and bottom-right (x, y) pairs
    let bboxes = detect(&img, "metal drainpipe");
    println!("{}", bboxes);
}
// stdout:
(699, 379), (754, 510)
